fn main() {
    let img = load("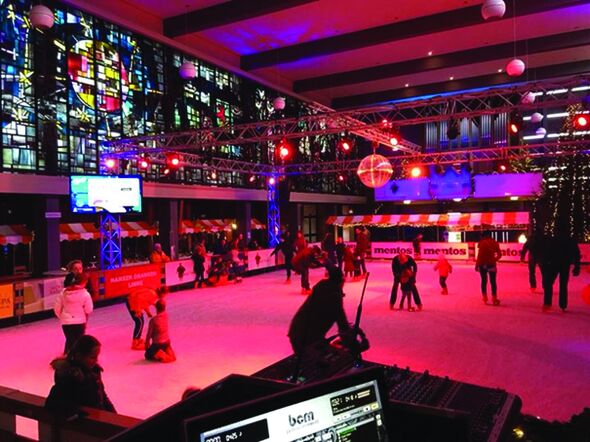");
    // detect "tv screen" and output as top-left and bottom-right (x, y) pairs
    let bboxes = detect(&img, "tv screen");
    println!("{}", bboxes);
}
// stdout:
(184, 368), (390, 442)
(70, 175), (142, 214)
